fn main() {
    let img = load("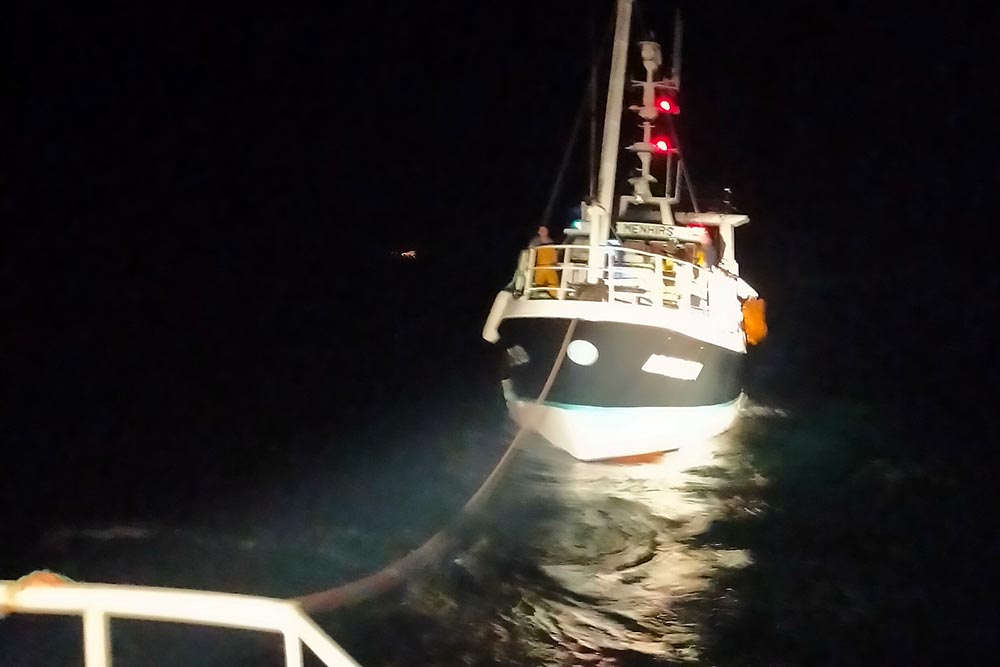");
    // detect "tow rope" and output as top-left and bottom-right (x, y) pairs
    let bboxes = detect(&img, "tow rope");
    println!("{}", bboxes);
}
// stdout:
(294, 319), (578, 613)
